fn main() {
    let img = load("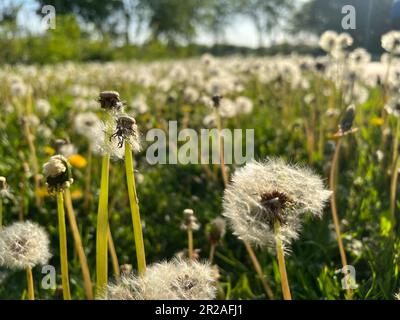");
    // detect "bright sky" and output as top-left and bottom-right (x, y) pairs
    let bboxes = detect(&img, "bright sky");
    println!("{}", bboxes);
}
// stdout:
(17, 0), (304, 48)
